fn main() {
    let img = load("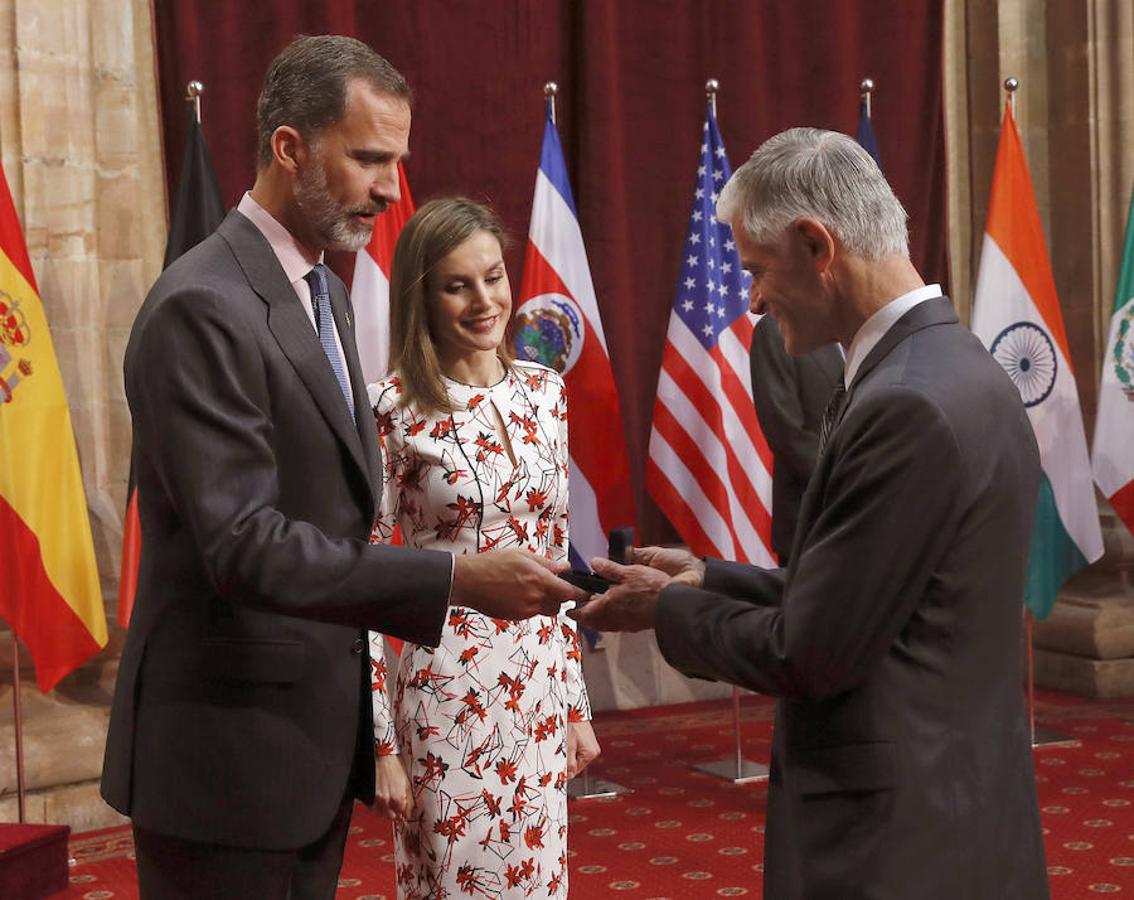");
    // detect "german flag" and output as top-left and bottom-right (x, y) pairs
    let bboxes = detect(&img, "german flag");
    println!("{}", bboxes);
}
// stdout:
(118, 105), (224, 627)
(0, 161), (107, 692)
